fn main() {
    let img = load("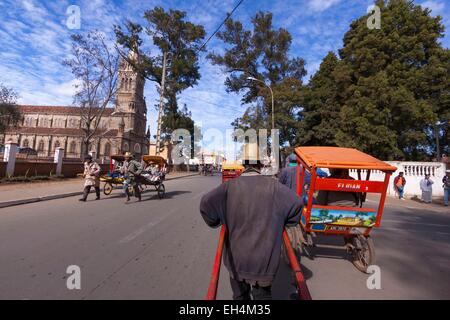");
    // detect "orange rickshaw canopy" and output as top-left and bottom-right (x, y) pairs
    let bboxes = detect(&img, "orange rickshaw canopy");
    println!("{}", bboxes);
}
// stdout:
(295, 147), (397, 172)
